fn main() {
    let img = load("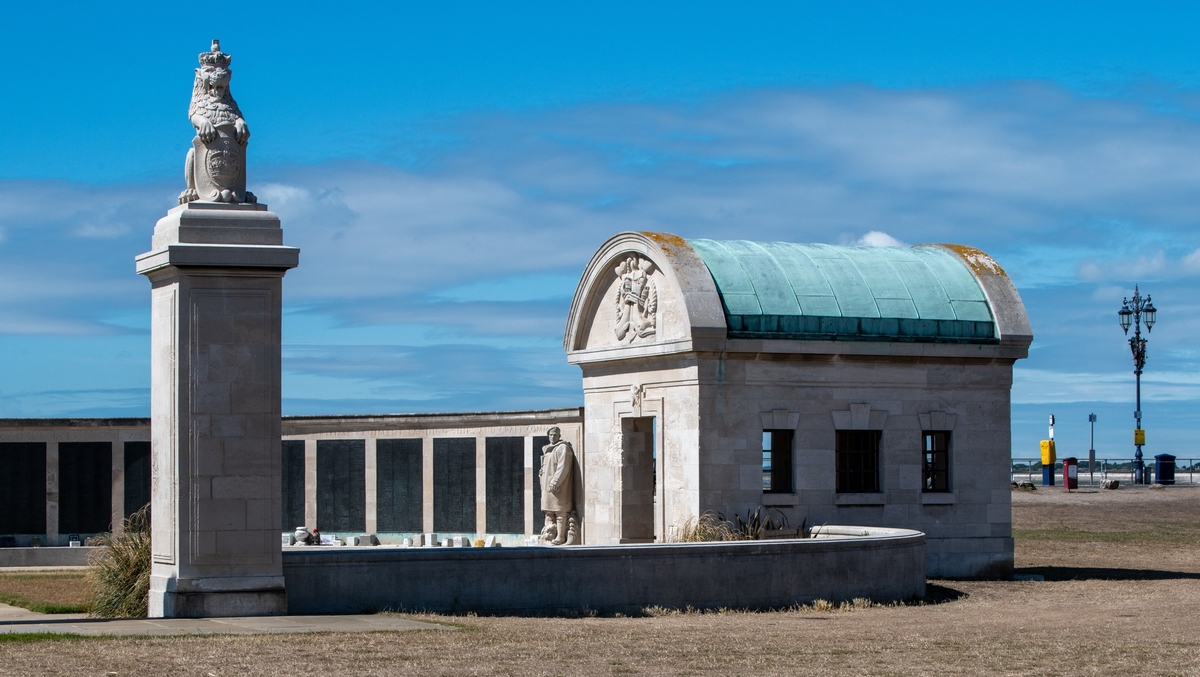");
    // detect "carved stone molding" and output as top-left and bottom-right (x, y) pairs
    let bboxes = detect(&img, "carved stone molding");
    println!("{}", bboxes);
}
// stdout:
(630, 383), (645, 416)
(613, 254), (658, 344)
(832, 403), (889, 430)
(918, 411), (958, 431)
(759, 409), (800, 430)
